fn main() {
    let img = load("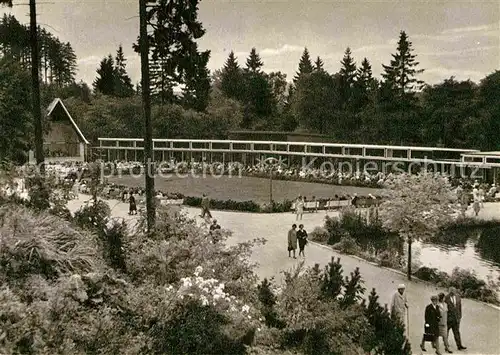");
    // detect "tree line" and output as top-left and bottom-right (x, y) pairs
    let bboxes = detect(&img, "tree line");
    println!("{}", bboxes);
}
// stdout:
(0, 14), (77, 88)
(1, 7), (500, 166)
(215, 34), (499, 151)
